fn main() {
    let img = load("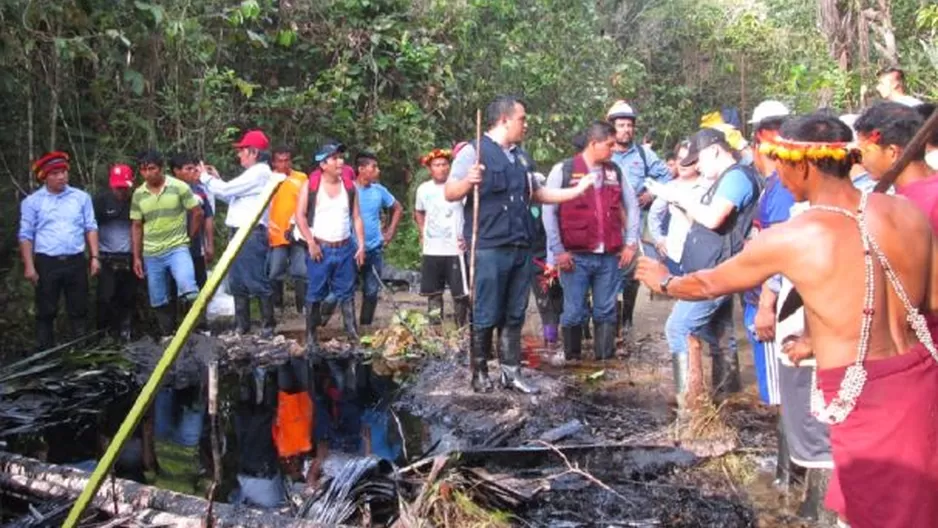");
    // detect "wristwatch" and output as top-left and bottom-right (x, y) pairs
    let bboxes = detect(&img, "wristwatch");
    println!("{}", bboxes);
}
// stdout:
(660, 275), (674, 294)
